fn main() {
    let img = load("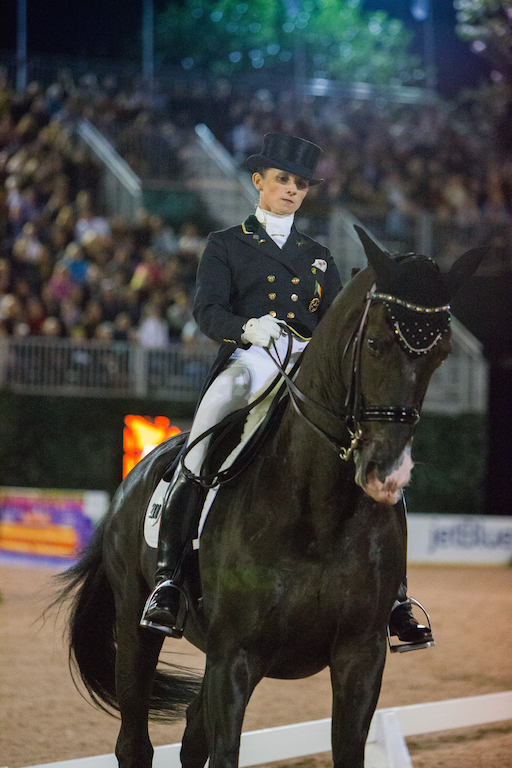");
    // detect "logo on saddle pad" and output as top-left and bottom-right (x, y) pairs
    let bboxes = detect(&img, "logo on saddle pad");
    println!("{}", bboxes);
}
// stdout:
(144, 479), (170, 548)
